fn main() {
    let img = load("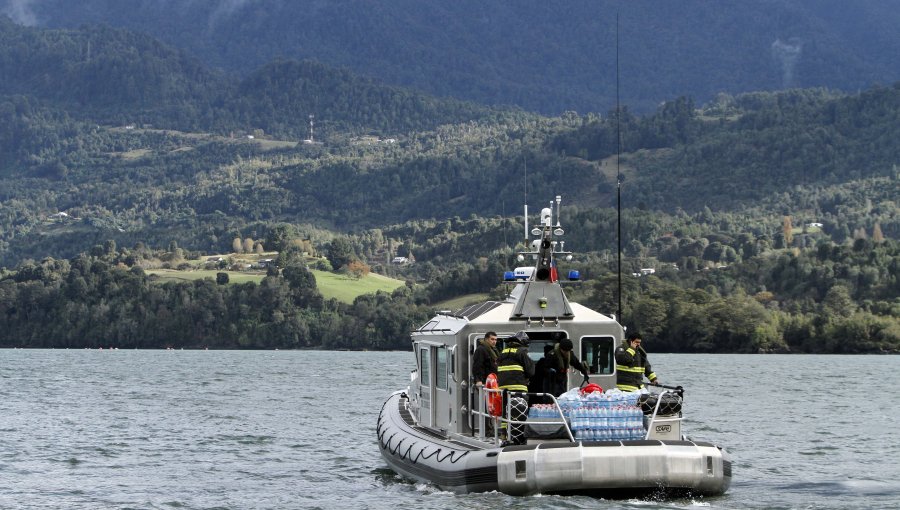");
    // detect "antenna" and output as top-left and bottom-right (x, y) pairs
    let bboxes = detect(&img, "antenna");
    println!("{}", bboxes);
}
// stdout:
(524, 156), (529, 248)
(555, 195), (562, 227)
(616, 12), (623, 322)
